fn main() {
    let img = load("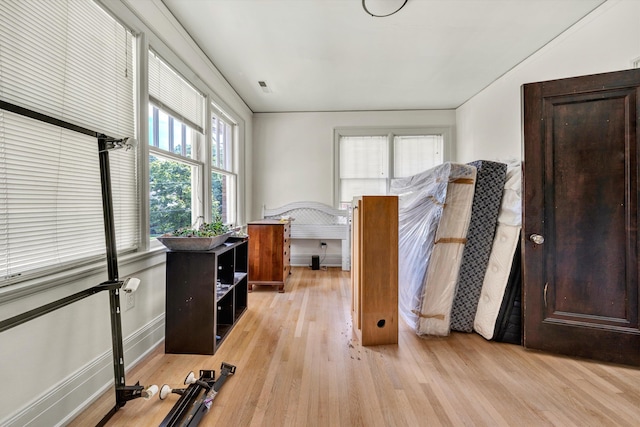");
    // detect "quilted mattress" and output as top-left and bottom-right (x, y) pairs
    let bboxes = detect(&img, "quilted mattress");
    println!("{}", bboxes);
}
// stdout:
(450, 160), (507, 333)
(391, 163), (476, 333)
(473, 162), (522, 340)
